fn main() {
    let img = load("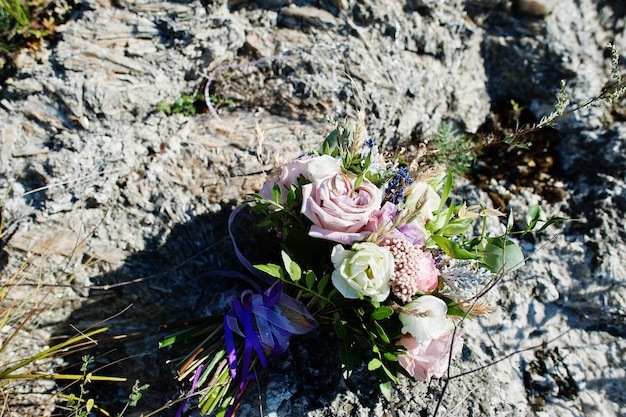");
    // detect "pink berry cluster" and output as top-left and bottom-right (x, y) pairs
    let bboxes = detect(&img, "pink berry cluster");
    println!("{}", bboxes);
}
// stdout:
(384, 238), (439, 302)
